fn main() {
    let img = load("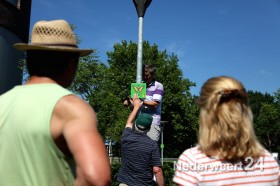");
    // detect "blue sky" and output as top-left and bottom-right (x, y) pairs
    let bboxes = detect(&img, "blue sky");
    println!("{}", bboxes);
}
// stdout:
(29, 0), (280, 96)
